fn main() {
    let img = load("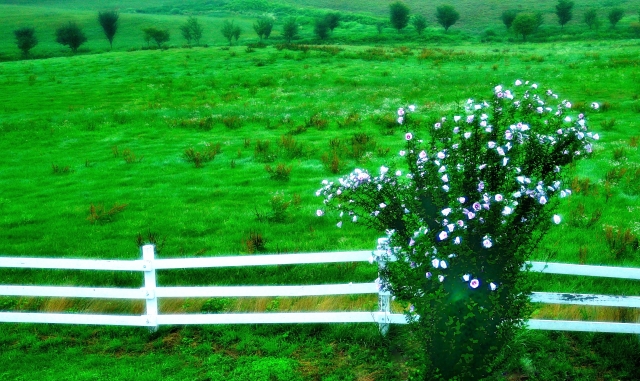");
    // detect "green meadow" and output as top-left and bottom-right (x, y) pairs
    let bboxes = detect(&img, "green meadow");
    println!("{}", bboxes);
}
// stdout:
(1, 0), (640, 379)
